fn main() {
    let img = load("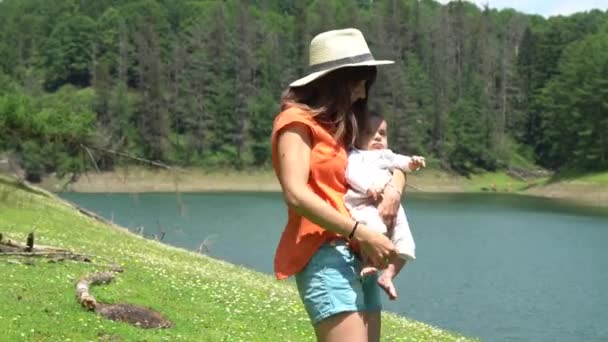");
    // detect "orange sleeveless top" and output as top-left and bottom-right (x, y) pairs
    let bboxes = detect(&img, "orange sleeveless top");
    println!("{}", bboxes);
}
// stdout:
(271, 107), (350, 280)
